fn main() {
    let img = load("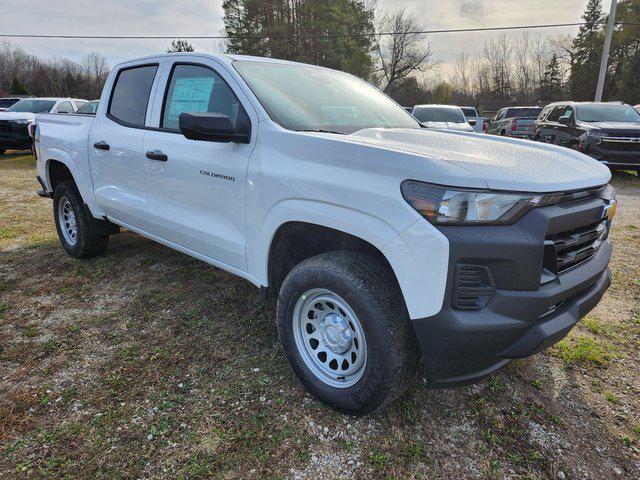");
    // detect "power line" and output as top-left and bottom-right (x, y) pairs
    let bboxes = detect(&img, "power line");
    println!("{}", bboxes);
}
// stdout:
(0, 21), (630, 40)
